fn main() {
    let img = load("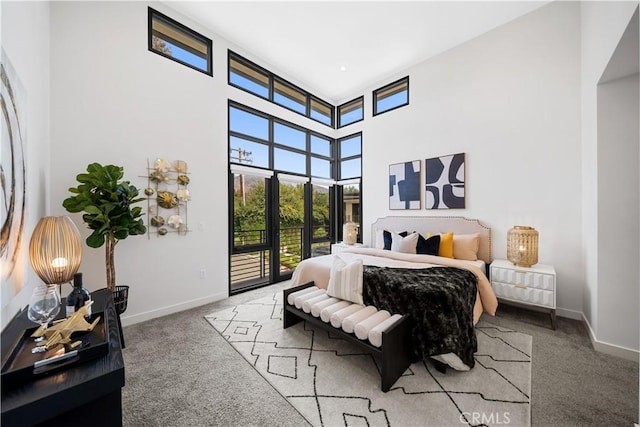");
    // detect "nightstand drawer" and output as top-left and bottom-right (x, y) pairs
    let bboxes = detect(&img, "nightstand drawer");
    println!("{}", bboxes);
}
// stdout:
(492, 281), (555, 308)
(490, 267), (554, 291)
